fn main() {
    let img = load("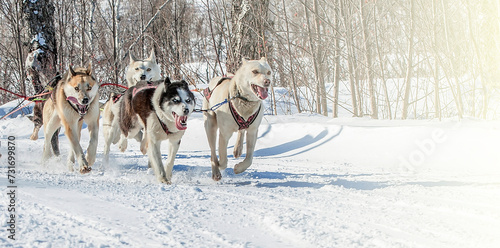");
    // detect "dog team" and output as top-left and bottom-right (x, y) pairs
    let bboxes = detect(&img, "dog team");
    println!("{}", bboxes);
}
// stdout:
(36, 48), (273, 184)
